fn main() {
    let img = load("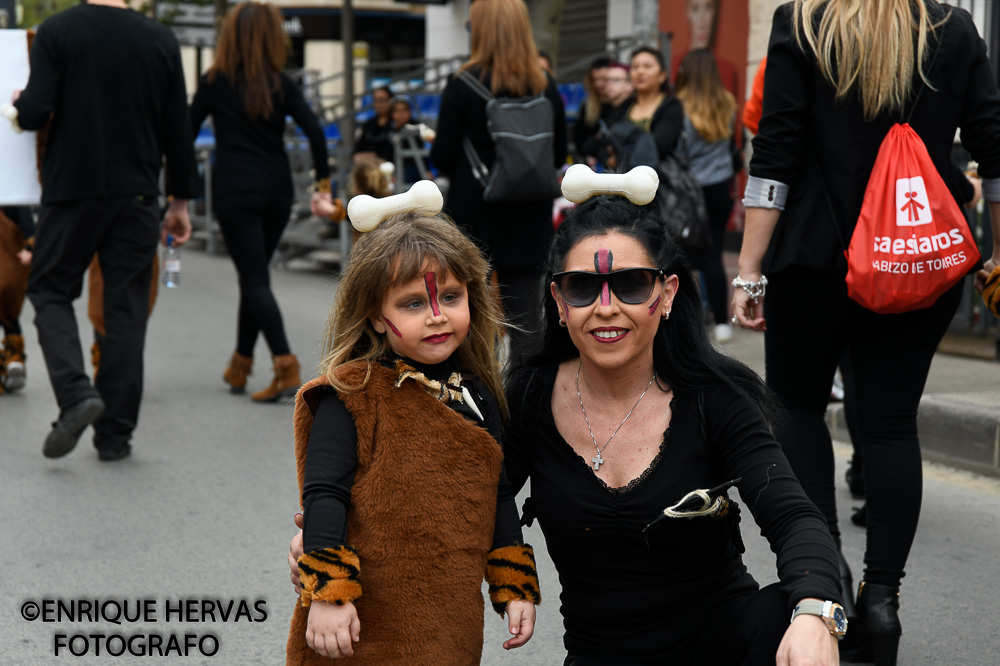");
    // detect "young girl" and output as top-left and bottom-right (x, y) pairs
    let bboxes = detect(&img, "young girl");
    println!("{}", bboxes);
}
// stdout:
(286, 184), (540, 665)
